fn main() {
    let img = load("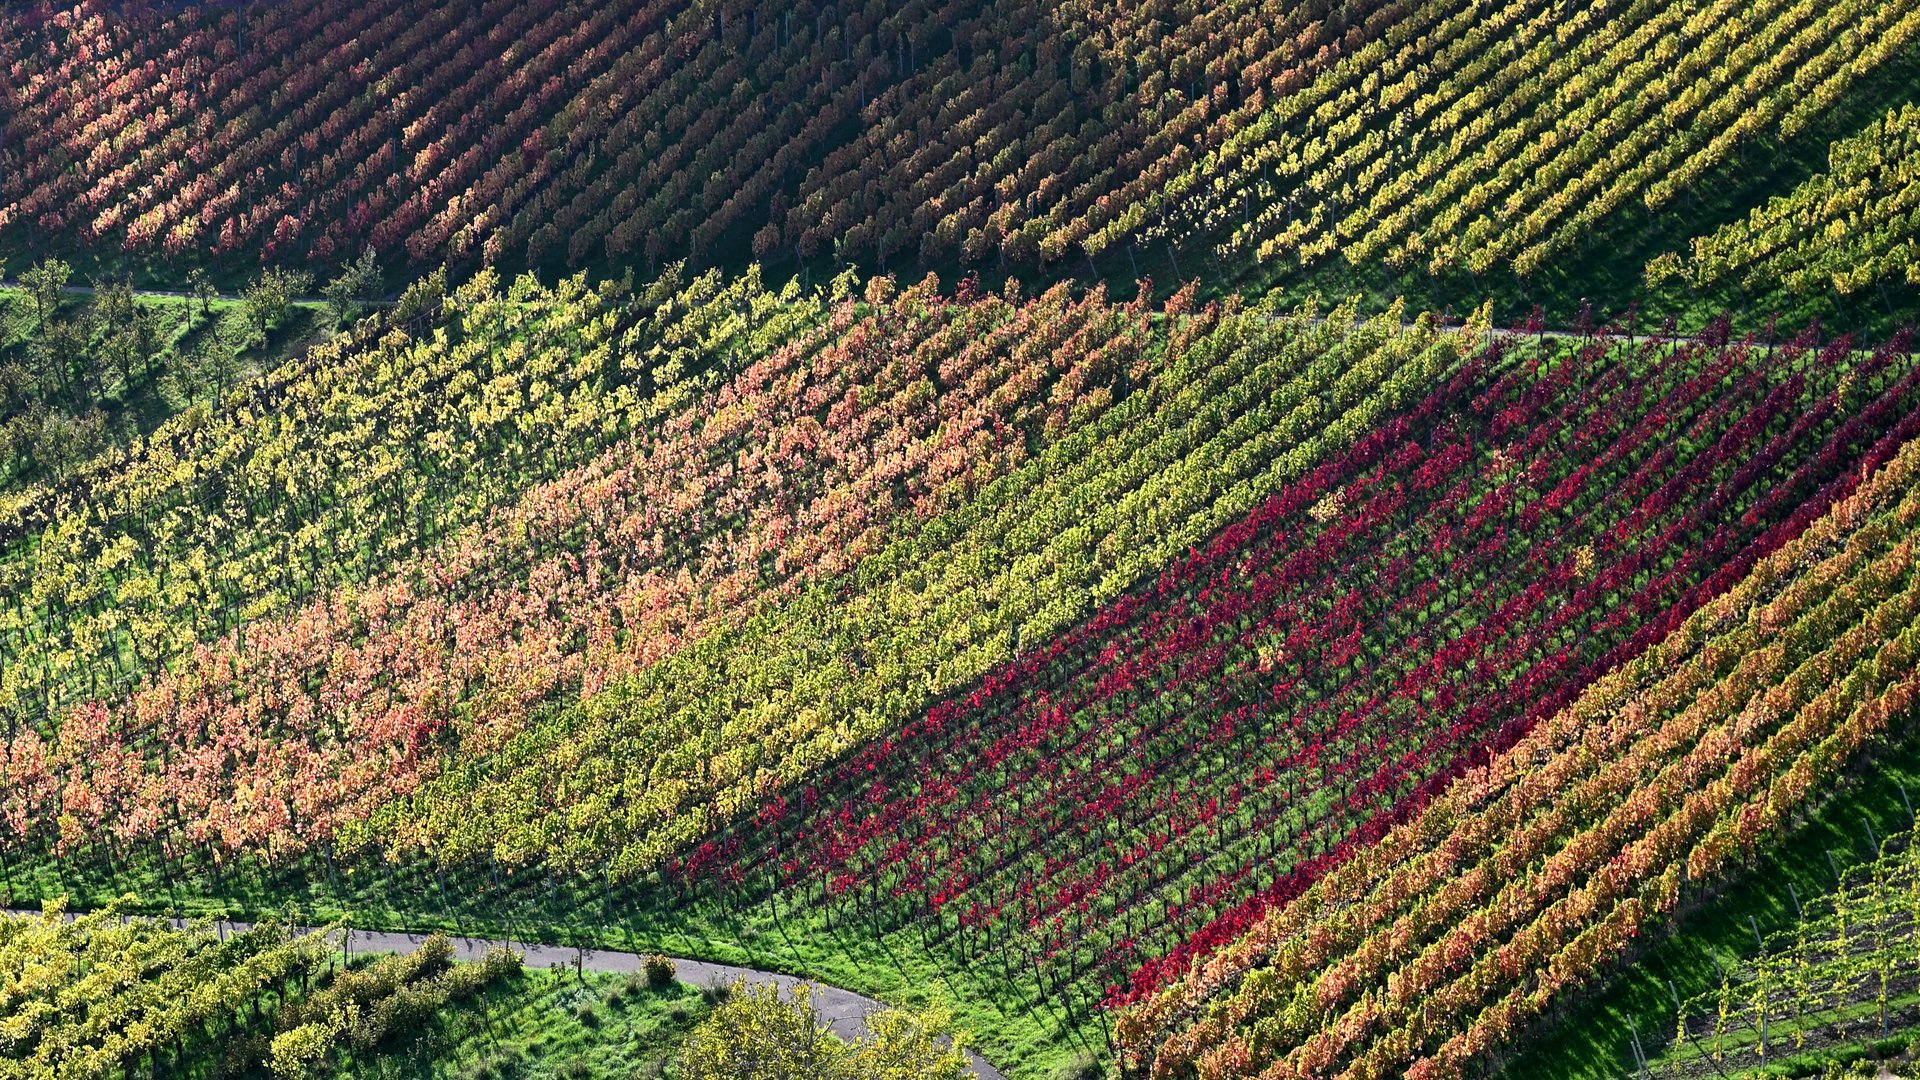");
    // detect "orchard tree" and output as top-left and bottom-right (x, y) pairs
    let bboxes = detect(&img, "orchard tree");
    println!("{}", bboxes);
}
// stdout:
(202, 337), (245, 397)
(30, 407), (105, 478)
(241, 267), (314, 342)
(91, 276), (135, 335)
(90, 278), (138, 387)
(20, 257), (71, 329)
(842, 1007), (973, 1080)
(676, 981), (969, 1080)
(28, 317), (87, 398)
(186, 267), (218, 328)
(324, 246), (382, 326)
(86, 278), (169, 386)
(130, 299), (166, 377)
